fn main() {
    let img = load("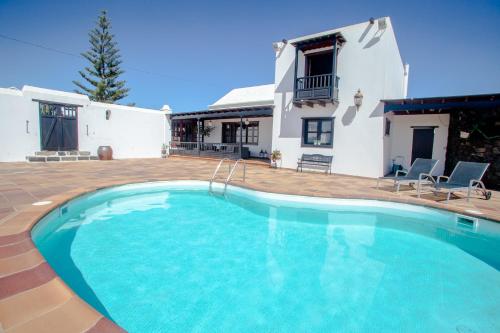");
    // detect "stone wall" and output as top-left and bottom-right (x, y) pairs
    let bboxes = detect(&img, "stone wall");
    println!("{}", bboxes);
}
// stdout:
(445, 107), (500, 190)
